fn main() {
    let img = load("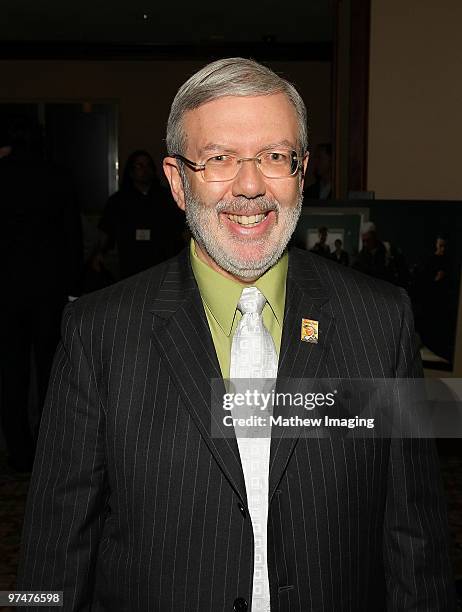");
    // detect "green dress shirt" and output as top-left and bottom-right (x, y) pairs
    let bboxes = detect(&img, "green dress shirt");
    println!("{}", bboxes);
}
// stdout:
(190, 240), (288, 378)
